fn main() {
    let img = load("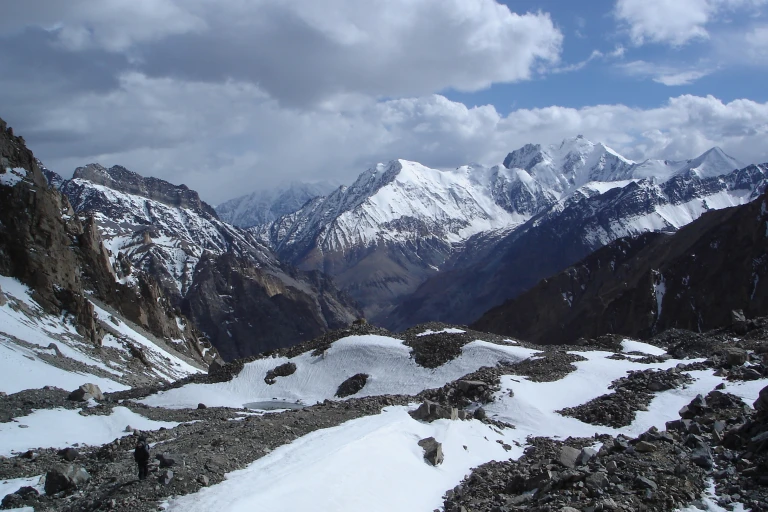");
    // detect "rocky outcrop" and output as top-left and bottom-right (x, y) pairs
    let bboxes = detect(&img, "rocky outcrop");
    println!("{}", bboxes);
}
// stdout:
(385, 164), (768, 330)
(183, 252), (358, 360)
(62, 162), (361, 361)
(0, 117), (217, 367)
(473, 191), (768, 344)
(72, 163), (217, 217)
